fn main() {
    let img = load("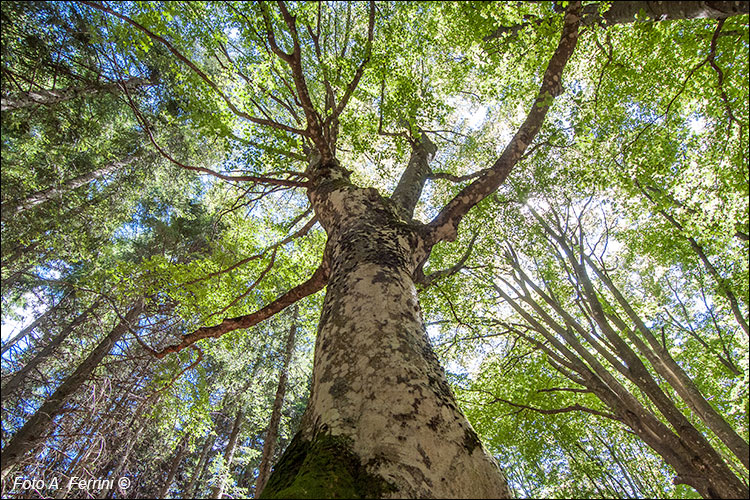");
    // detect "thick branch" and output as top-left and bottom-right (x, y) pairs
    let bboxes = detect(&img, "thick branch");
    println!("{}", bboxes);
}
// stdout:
(390, 129), (437, 220)
(427, 2), (581, 245)
(260, 2), (332, 161)
(416, 233), (477, 287)
(485, 1), (750, 41)
(152, 263), (328, 358)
